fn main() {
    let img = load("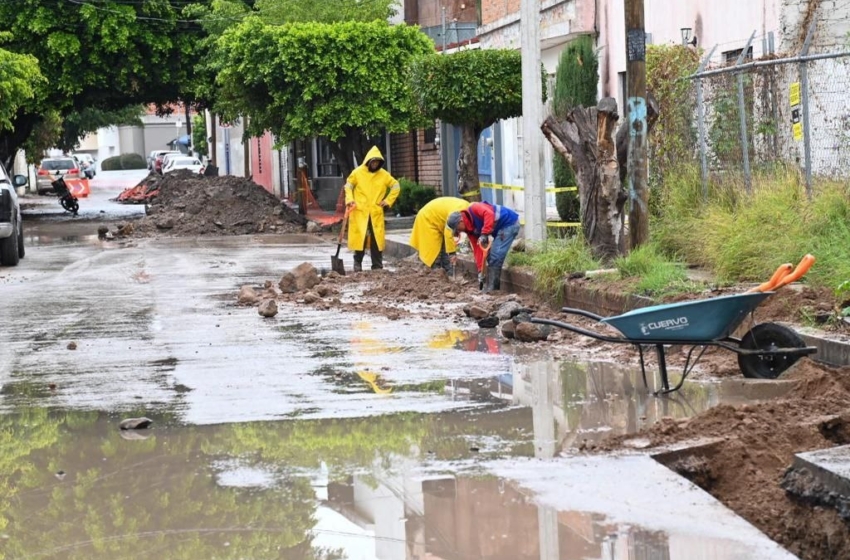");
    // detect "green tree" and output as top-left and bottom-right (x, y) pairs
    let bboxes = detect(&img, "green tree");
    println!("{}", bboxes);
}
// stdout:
(552, 36), (597, 223)
(193, 114), (209, 157)
(255, 0), (398, 23)
(0, 0), (206, 167)
(0, 41), (44, 132)
(411, 49), (527, 199)
(215, 19), (433, 176)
